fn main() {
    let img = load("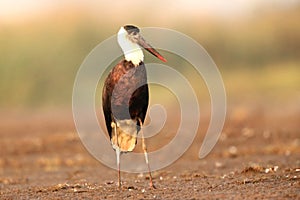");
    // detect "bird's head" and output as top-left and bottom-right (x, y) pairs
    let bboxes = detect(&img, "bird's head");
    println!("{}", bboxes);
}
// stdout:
(117, 25), (167, 66)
